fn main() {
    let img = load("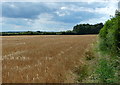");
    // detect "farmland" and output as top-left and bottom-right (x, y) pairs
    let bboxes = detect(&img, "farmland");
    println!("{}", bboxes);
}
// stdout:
(2, 35), (96, 83)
